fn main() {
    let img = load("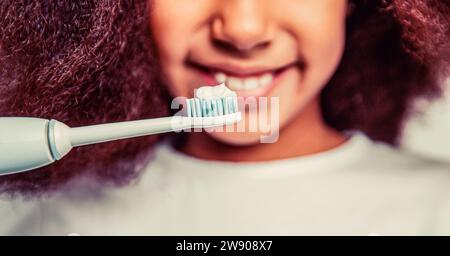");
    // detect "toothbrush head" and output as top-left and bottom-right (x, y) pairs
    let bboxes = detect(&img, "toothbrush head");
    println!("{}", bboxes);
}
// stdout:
(186, 83), (239, 118)
(185, 96), (239, 117)
(183, 83), (241, 127)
